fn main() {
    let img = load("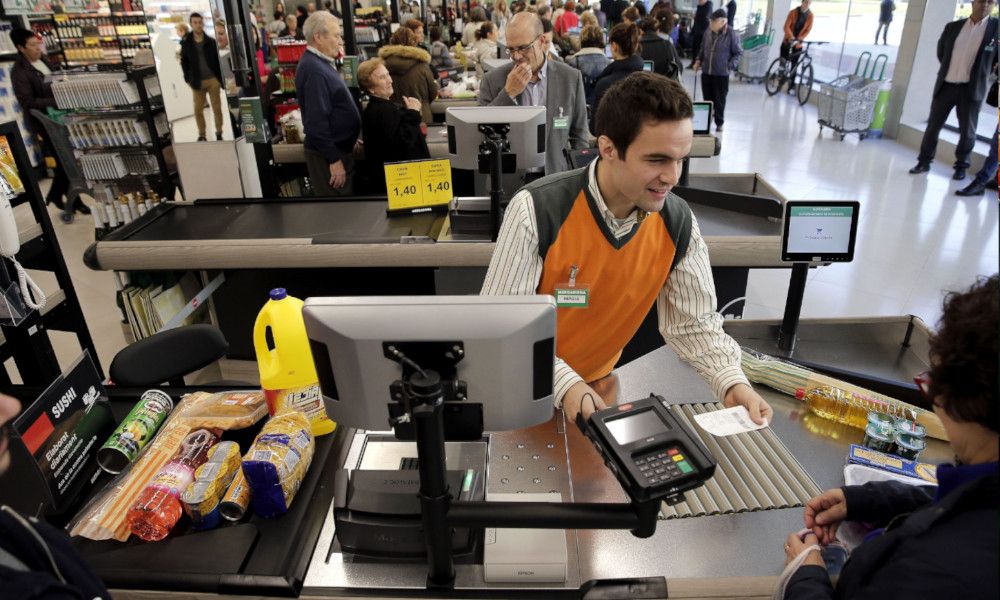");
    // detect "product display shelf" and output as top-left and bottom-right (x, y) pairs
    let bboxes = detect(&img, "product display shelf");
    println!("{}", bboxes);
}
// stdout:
(0, 121), (102, 385)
